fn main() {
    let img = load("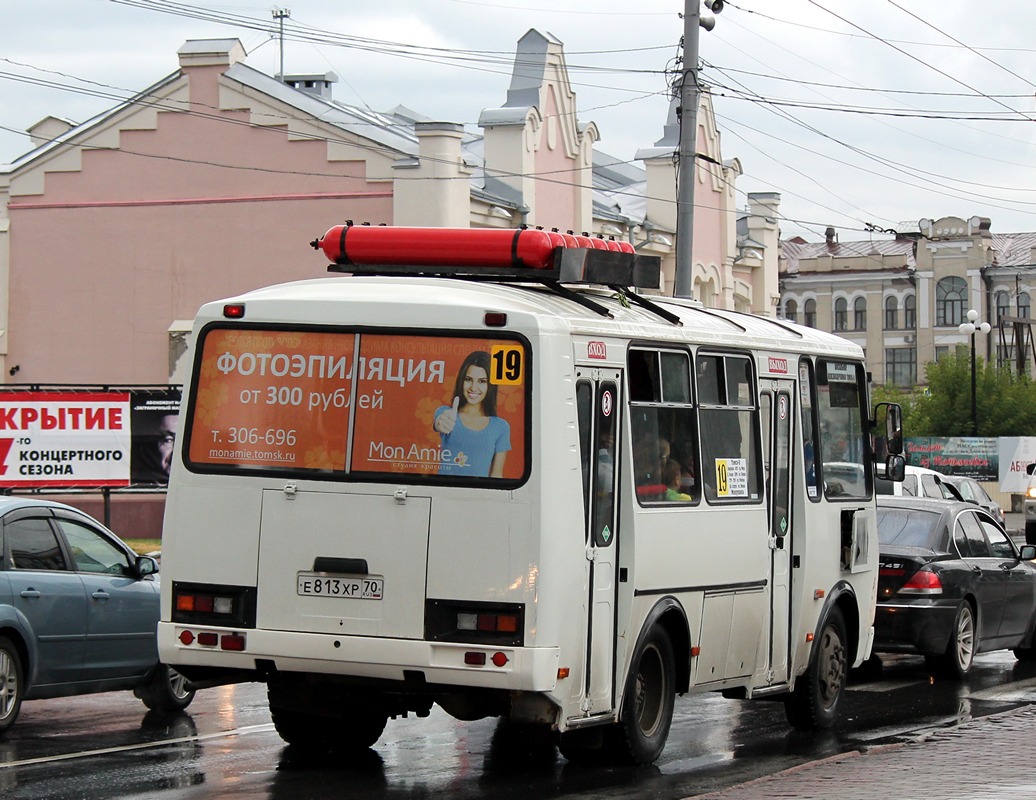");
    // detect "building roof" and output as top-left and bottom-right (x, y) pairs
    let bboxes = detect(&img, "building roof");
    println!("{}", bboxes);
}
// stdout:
(781, 230), (1036, 274)
(780, 237), (916, 273)
(991, 233), (1036, 268)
